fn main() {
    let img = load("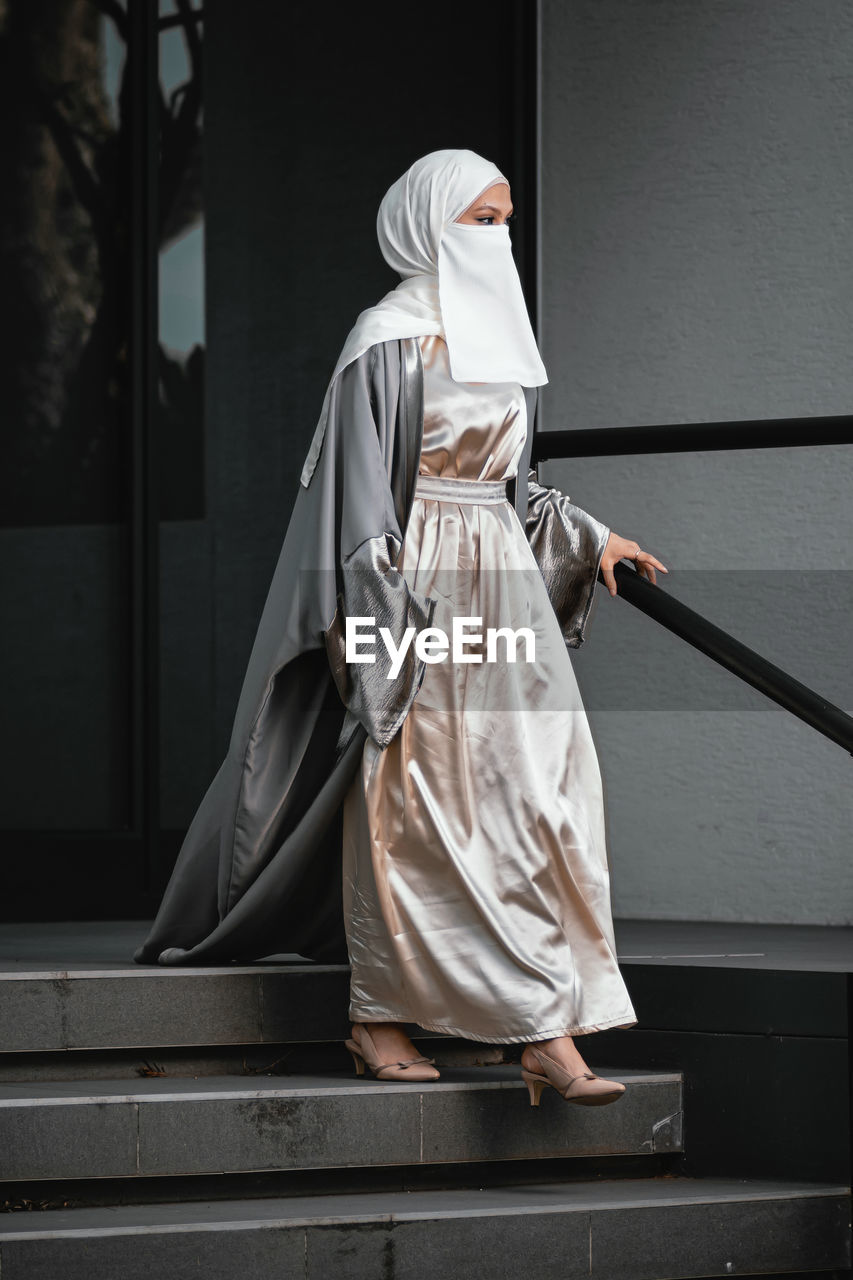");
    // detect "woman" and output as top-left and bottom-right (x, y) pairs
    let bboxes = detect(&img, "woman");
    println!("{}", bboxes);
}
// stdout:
(134, 149), (667, 1109)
